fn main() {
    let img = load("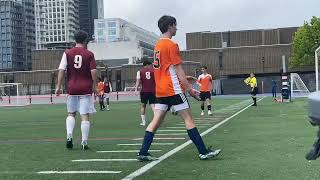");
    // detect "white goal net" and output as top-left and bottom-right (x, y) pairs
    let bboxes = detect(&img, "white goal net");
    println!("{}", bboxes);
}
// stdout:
(290, 73), (310, 97)
(0, 83), (29, 106)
